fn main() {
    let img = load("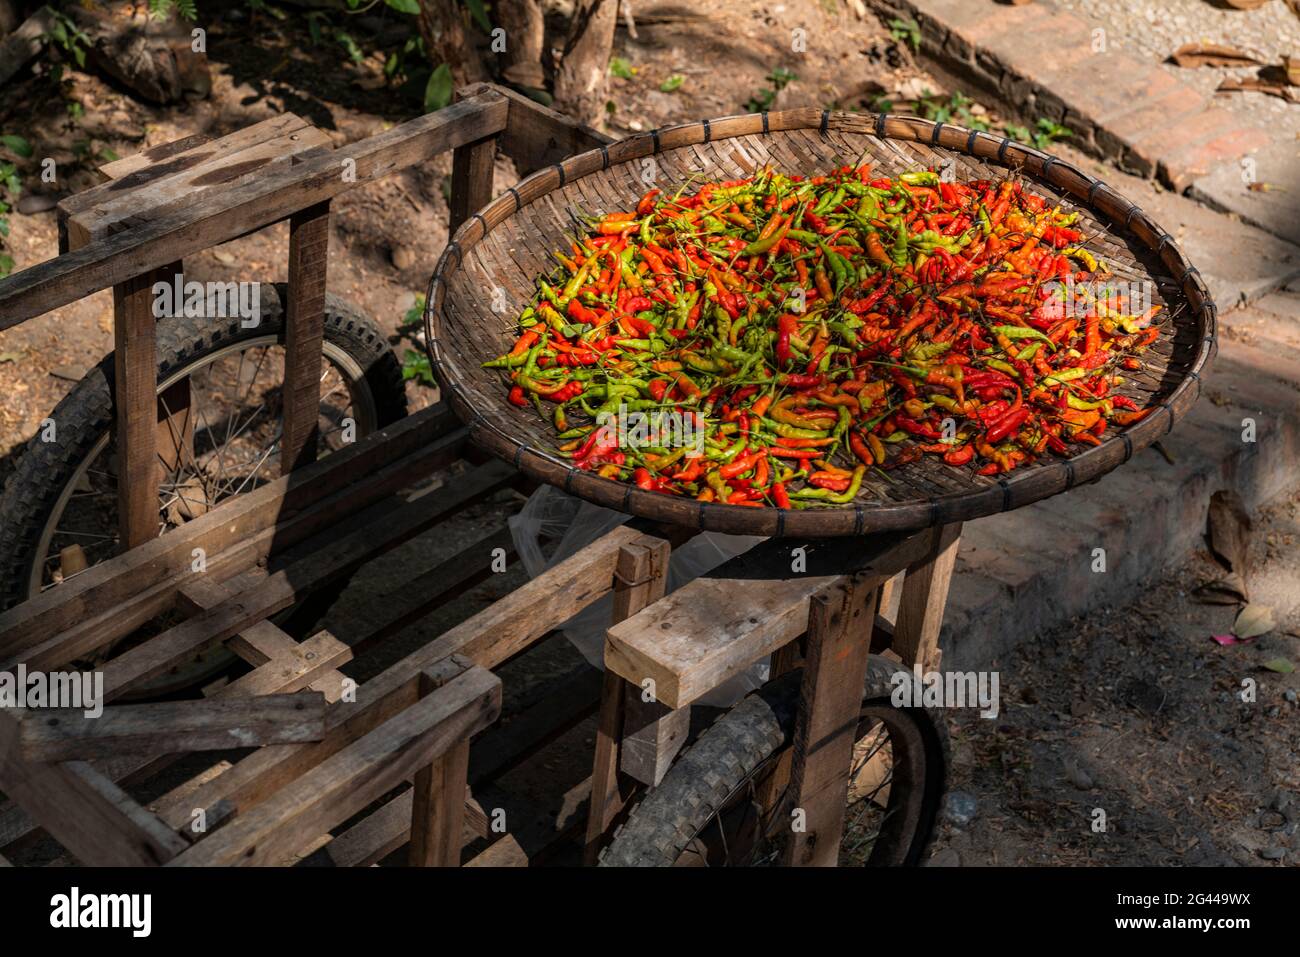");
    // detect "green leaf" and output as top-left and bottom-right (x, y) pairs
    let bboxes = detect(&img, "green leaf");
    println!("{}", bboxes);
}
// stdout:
(659, 74), (685, 93)
(424, 63), (454, 113)
(0, 253), (12, 278)
(609, 57), (635, 79)
(465, 0), (492, 33)
(0, 135), (33, 158)
(400, 293), (426, 328)
(336, 31), (364, 64)
(384, 0), (421, 14)
(1262, 658), (1295, 674)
